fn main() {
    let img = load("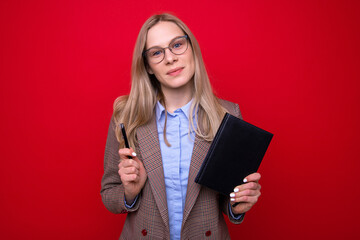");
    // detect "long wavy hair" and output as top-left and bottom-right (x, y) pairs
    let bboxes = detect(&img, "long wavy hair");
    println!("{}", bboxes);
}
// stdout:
(113, 13), (227, 149)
